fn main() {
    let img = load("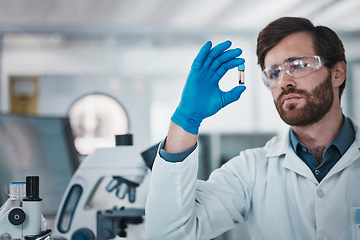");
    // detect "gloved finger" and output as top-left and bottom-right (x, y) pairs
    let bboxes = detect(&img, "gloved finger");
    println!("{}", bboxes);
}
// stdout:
(202, 40), (232, 68)
(212, 58), (245, 80)
(191, 41), (212, 70)
(222, 85), (246, 107)
(208, 48), (243, 72)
